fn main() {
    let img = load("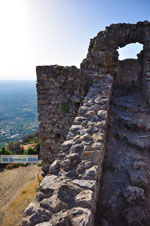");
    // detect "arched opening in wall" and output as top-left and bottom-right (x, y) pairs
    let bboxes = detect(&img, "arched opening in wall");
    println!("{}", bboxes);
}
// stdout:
(117, 43), (143, 60)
